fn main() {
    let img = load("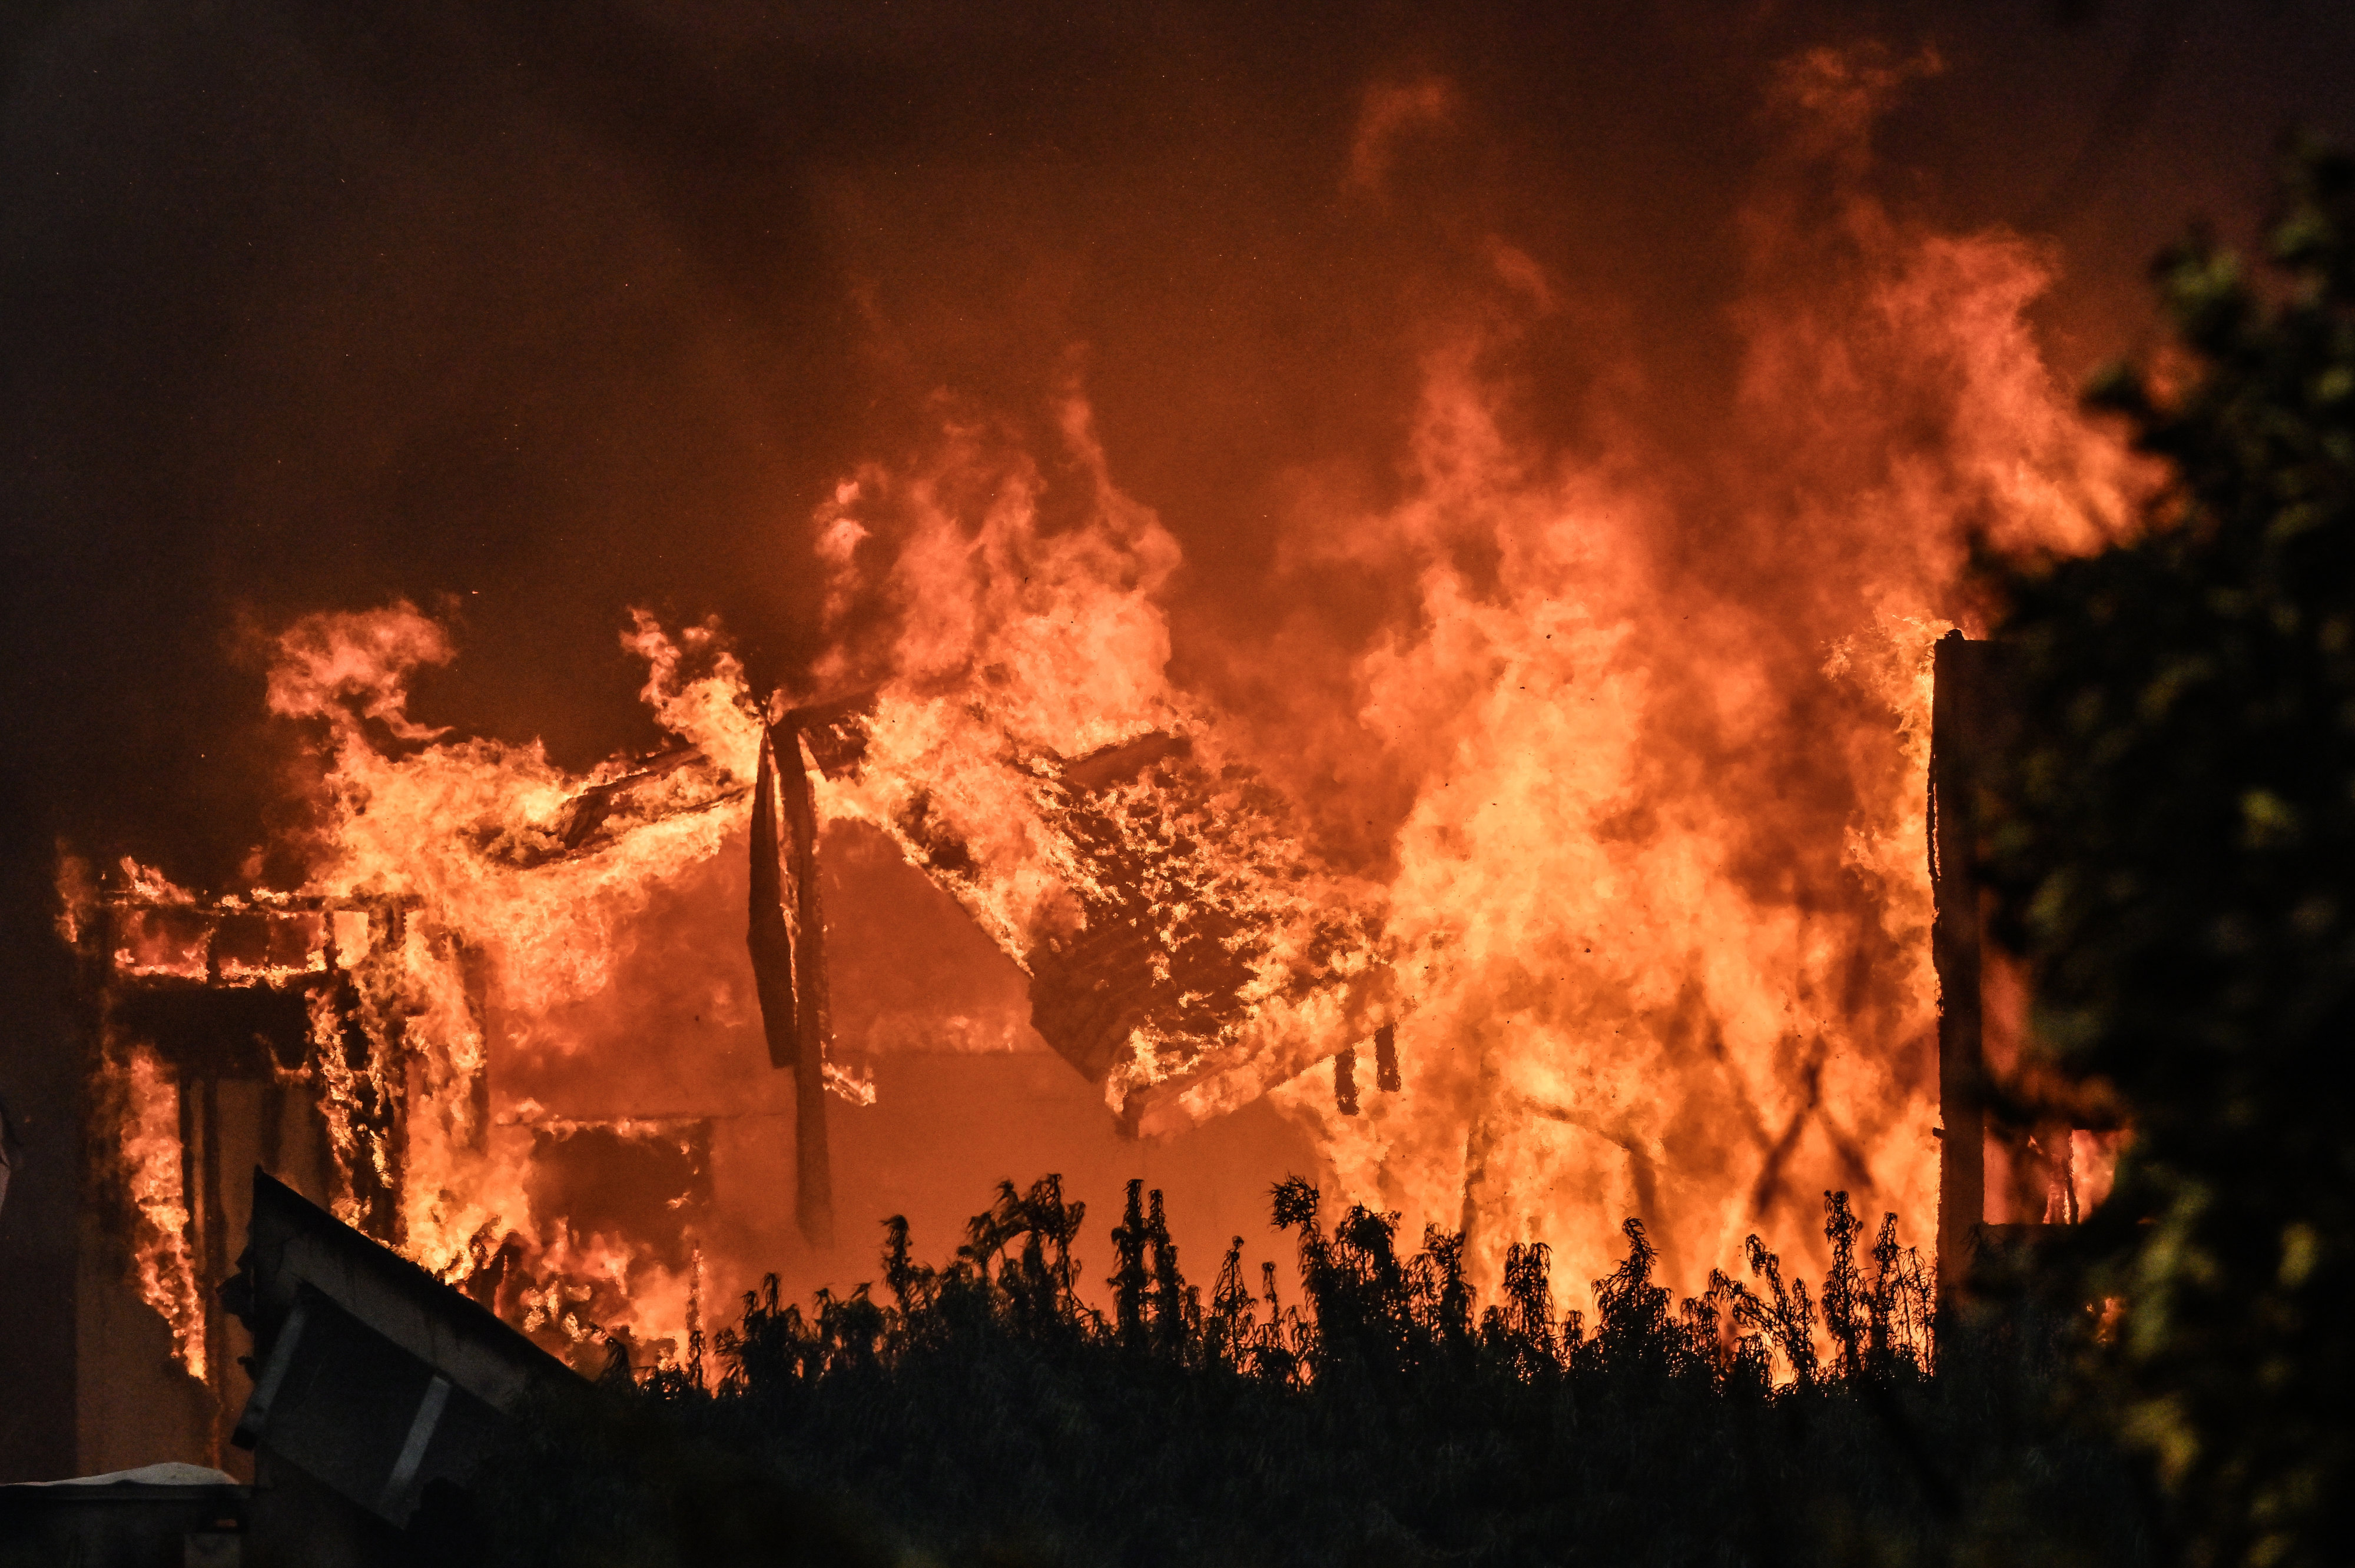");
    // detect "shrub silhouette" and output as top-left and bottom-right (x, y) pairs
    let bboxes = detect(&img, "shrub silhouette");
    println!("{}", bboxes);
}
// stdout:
(472, 1178), (2150, 1568)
